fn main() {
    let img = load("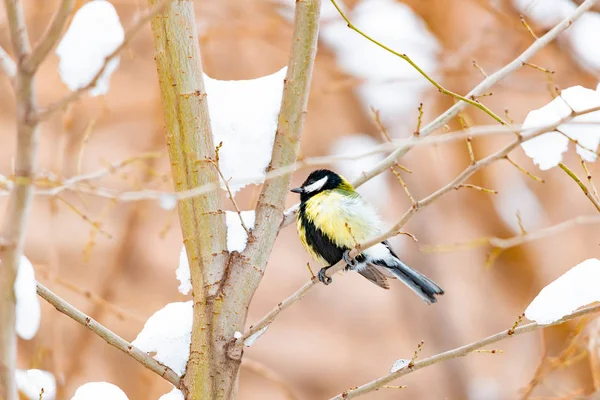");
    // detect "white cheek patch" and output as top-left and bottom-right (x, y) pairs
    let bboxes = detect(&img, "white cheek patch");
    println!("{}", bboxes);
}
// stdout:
(304, 176), (328, 193)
